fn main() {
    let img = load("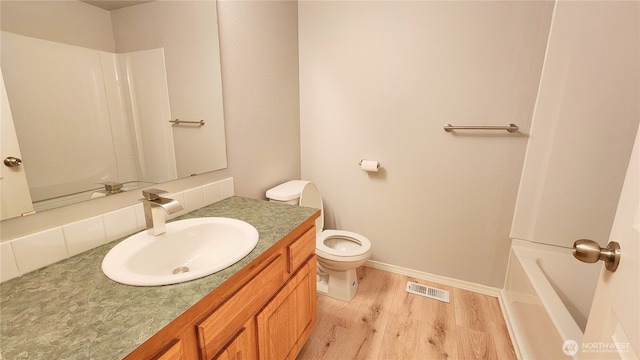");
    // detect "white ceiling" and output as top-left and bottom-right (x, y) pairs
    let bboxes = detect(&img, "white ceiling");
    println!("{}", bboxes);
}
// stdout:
(81, 1), (153, 11)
